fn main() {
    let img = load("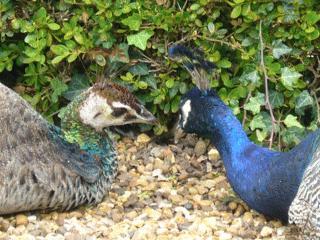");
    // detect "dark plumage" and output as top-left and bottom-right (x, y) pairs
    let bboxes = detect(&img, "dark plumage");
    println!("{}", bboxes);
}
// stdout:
(171, 45), (320, 238)
(0, 81), (156, 214)
(168, 45), (215, 73)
